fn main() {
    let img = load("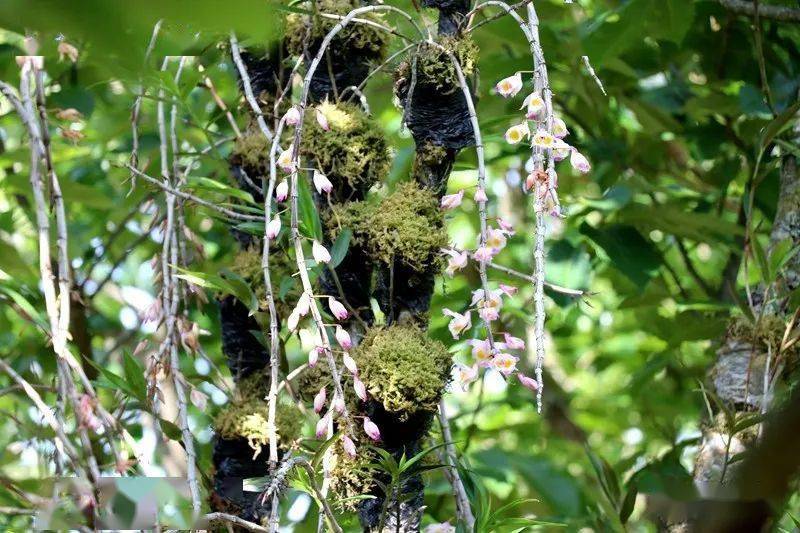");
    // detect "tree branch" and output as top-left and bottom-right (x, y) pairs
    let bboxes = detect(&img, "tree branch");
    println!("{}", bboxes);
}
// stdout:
(717, 0), (800, 22)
